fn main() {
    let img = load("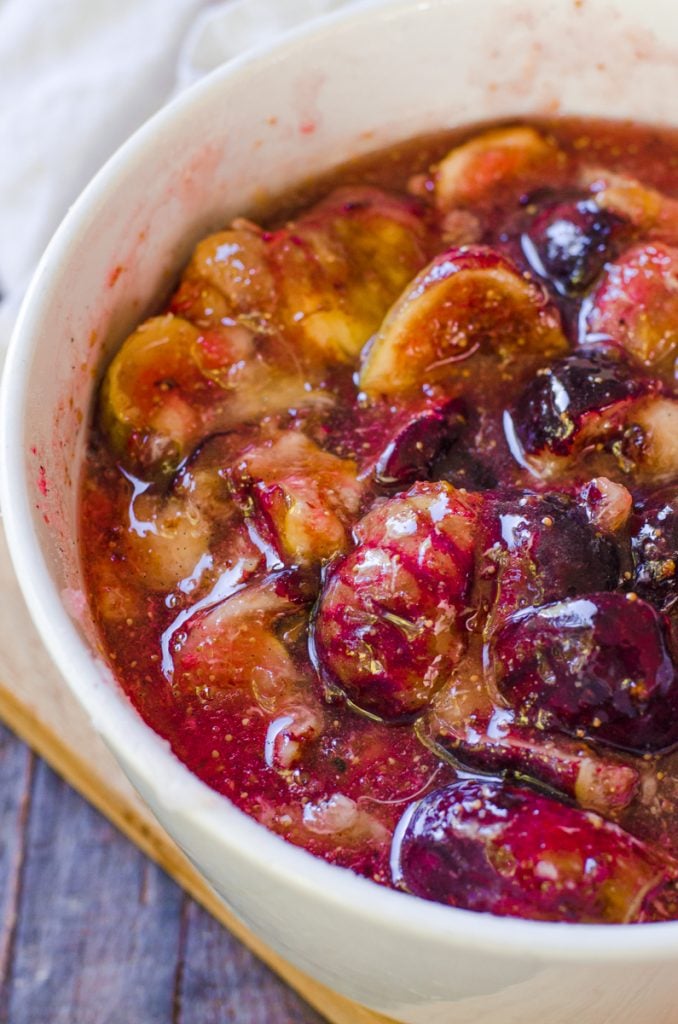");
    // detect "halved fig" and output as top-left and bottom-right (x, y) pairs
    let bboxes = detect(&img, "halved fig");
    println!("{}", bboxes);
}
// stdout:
(311, 482), (480, 721)
(391, 779), (676, 922)
(175, 188), (429, 367)
(583, 242), (678, 378)
(478, 490), (620, 634)
(495, 592), (678, 754)
(580, 166), (678, 238)
(100, 315), (208, 475)
(359, 246), (566, 398)
(522, 198), (628, 296)
(171, 569), (321, 742)
(228, 432), (363, 565)
(434, 126), (563, 211)
(507, 348), (678, 483)
(180, 227), (277, 329)
(632, 489), (678, 610)
(100, 311), (335, 478)
(420, 700), (638, 815)
(353, 394), (466, 486)
(123, 491), (213, 592)
(276, 186), (429, 361)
